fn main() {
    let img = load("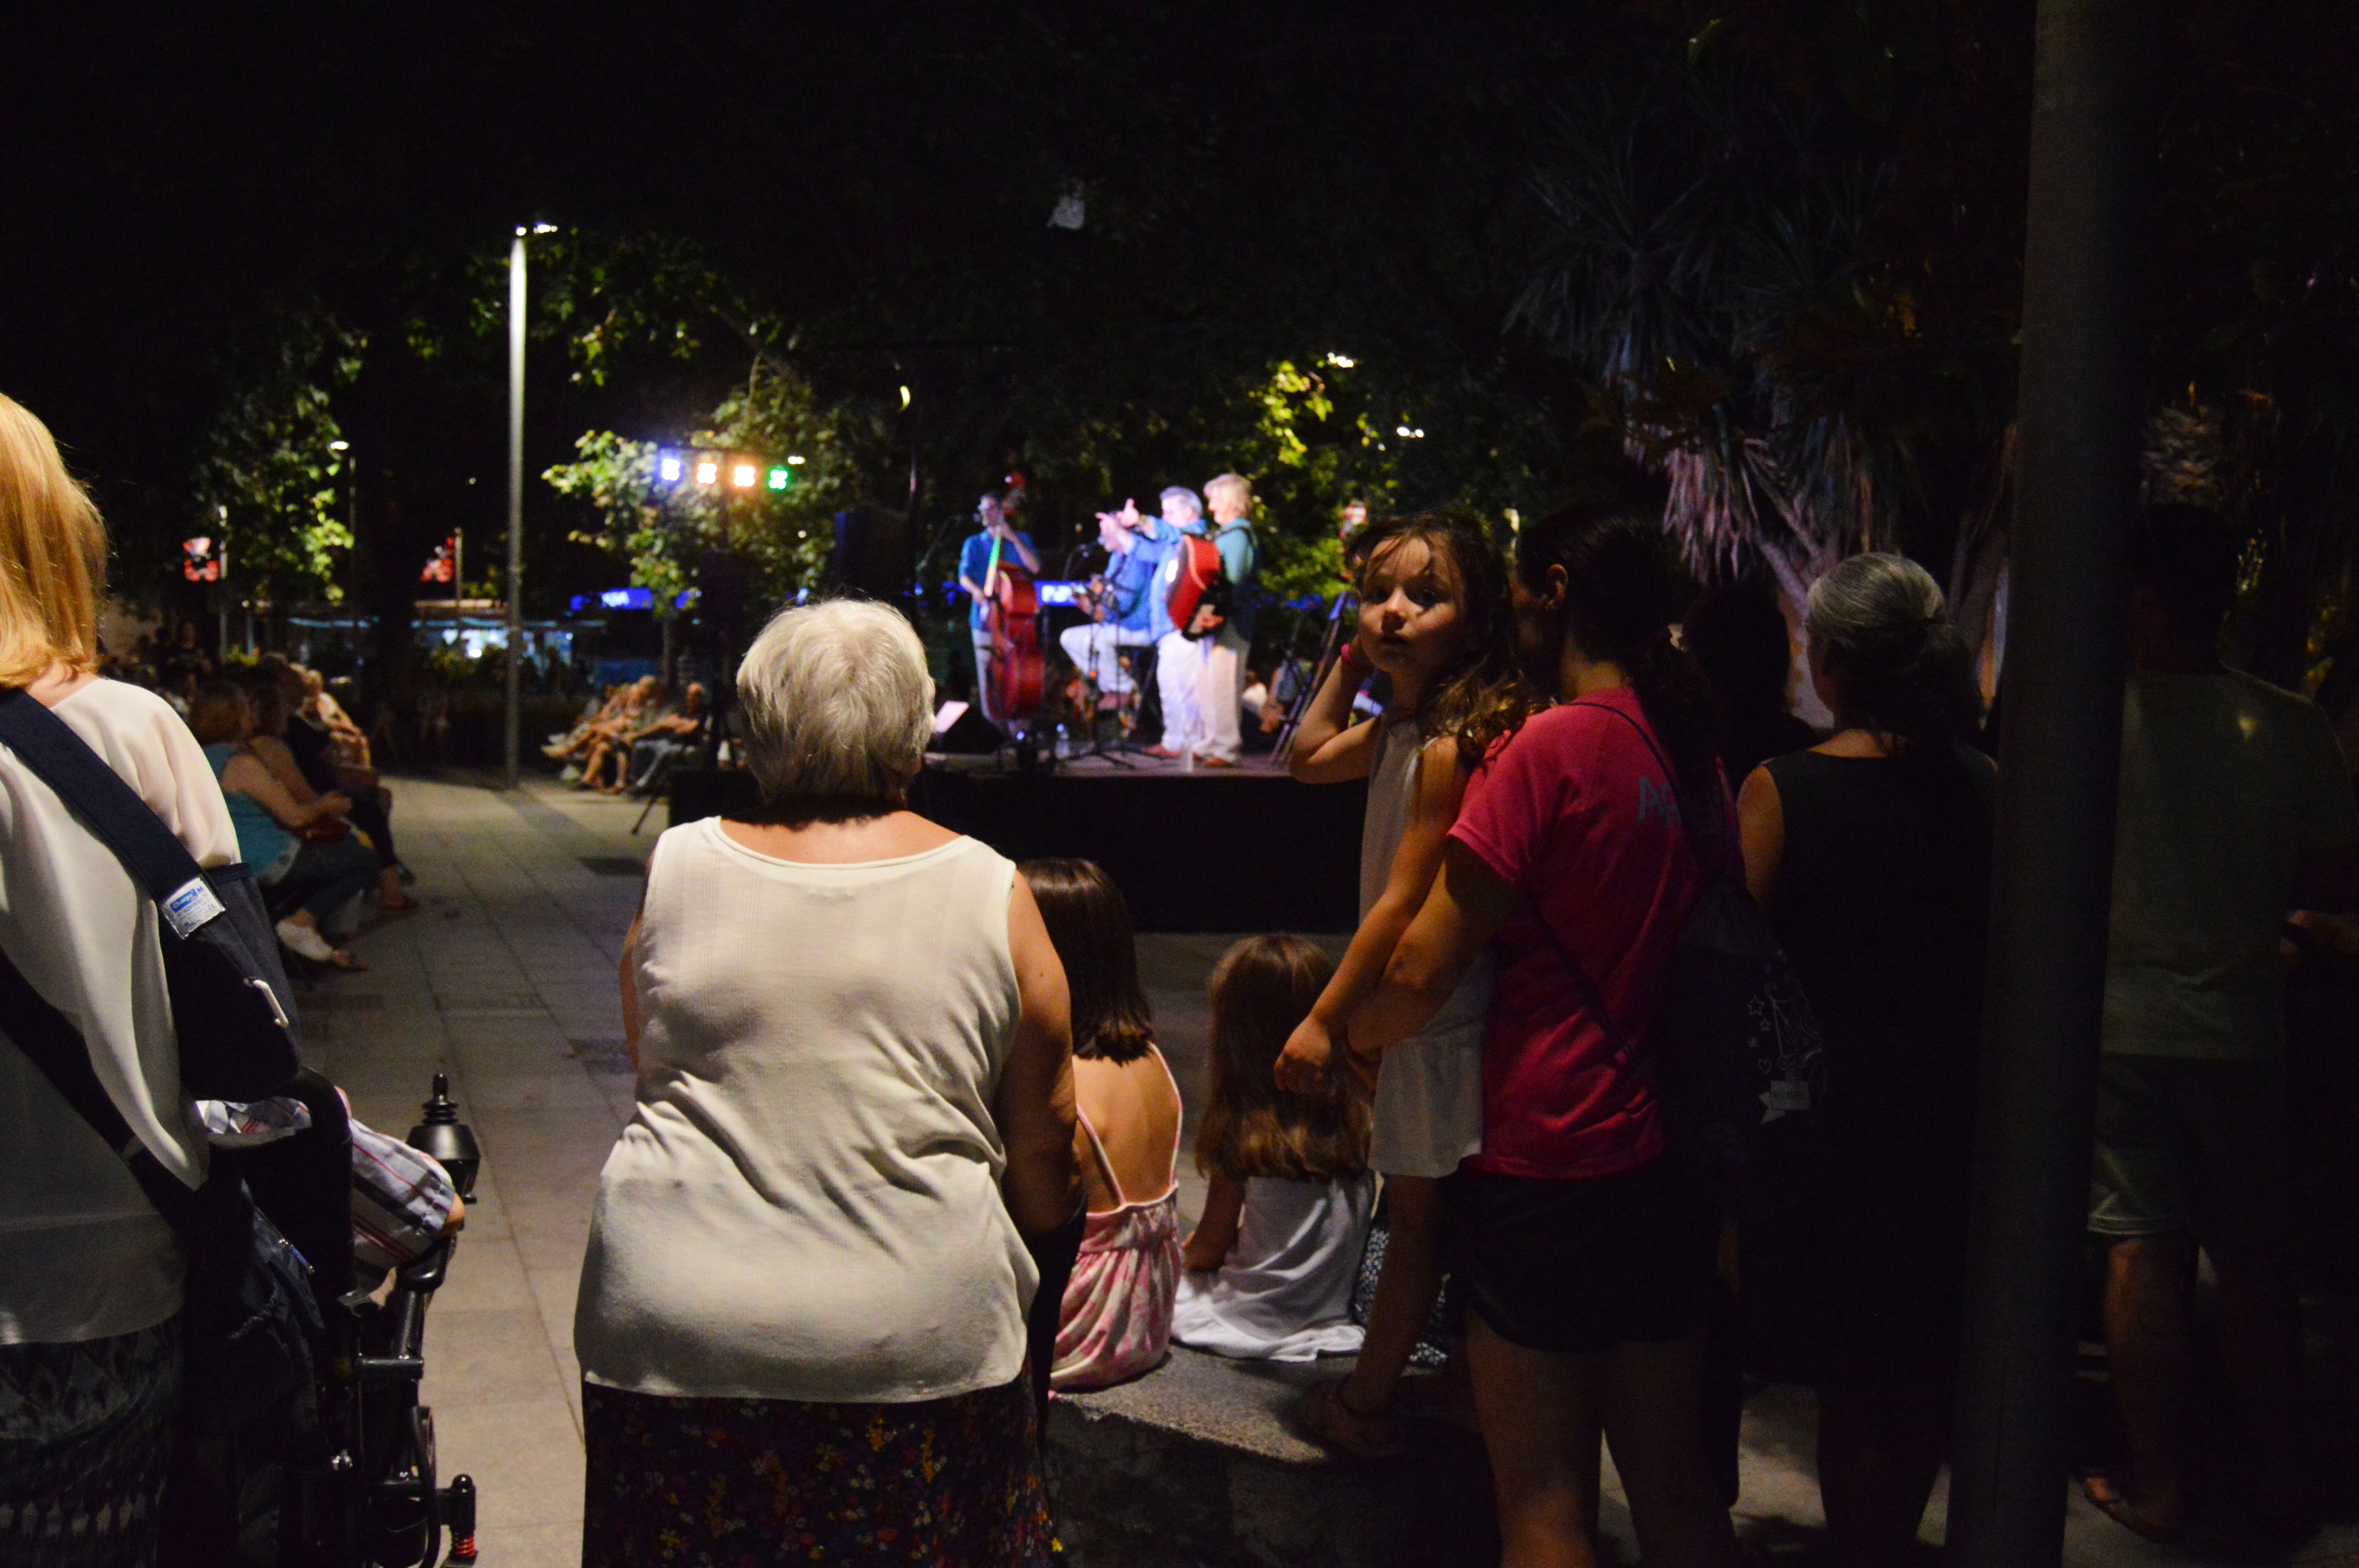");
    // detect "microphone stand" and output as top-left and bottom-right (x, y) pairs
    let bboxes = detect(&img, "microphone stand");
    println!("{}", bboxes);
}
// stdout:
(1274, 590), (1357, 766)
